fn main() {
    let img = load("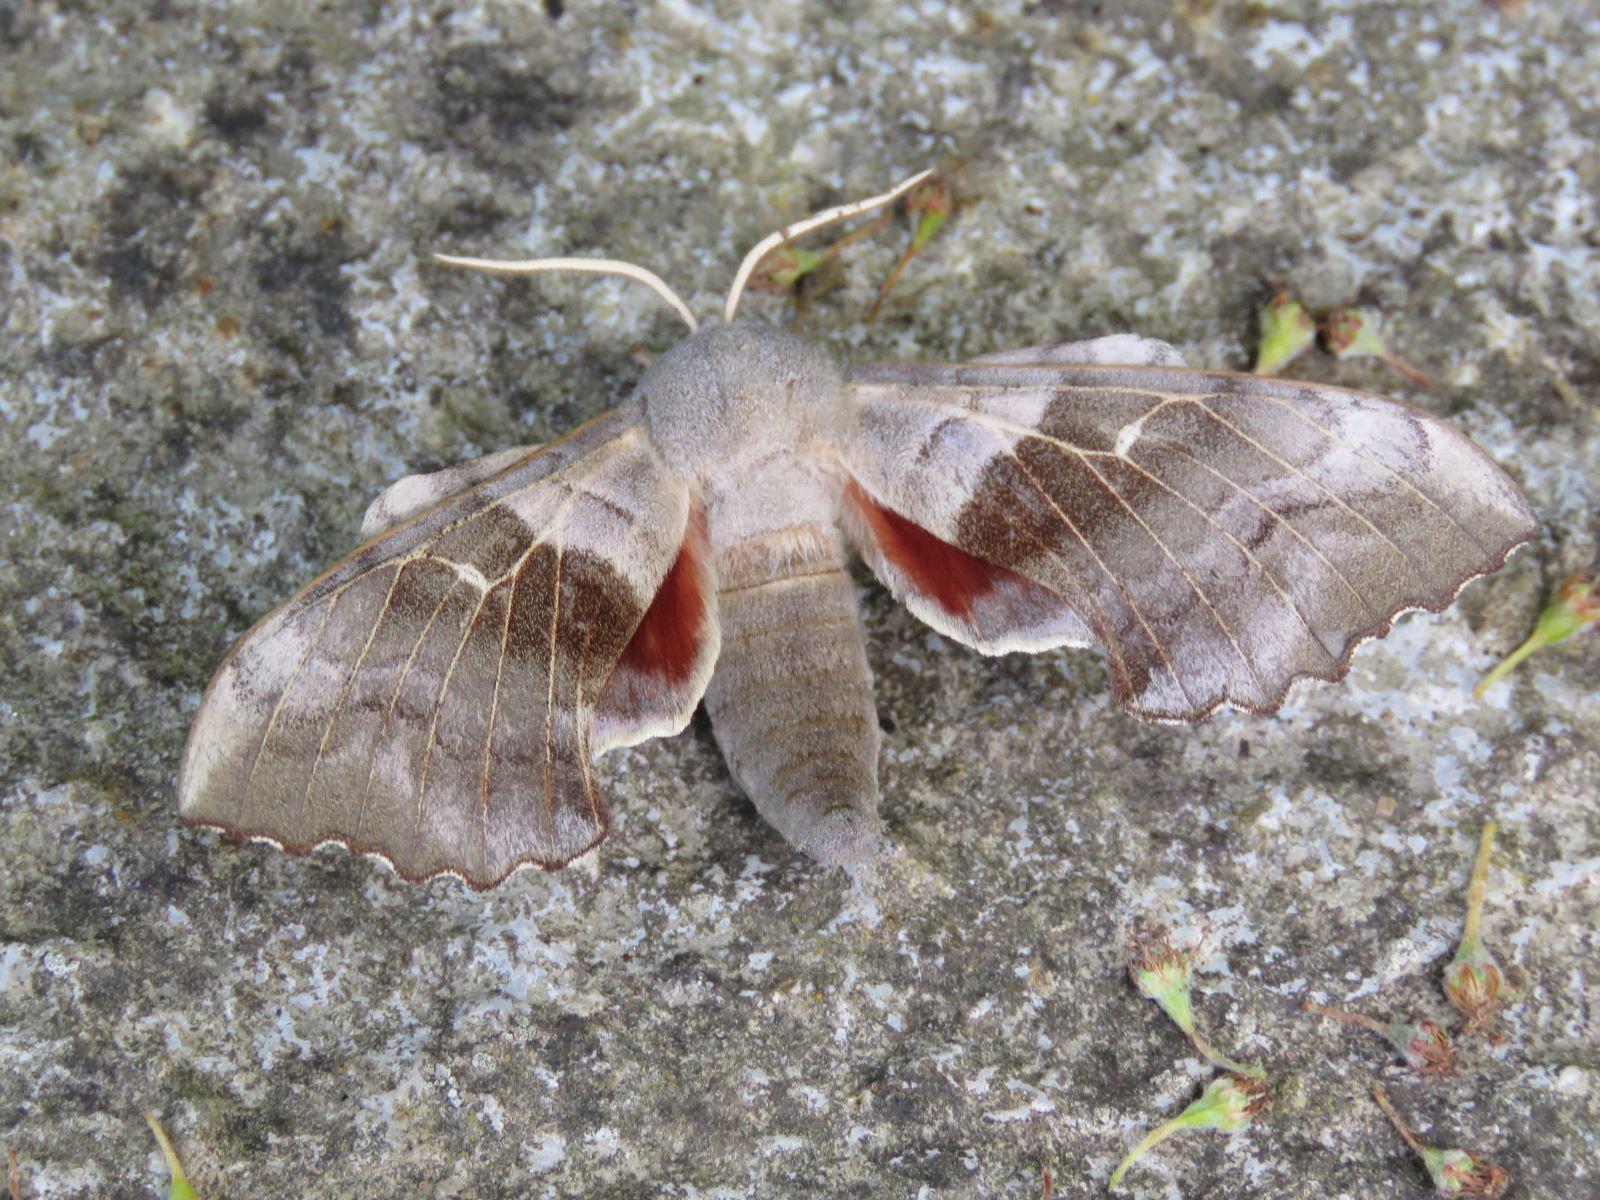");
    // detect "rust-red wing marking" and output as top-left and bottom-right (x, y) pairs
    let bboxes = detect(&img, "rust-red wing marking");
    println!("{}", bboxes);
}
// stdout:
(590, 513), (717, 752)
(844, 478), (1036, 622)
(613, 520), (708, 688)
